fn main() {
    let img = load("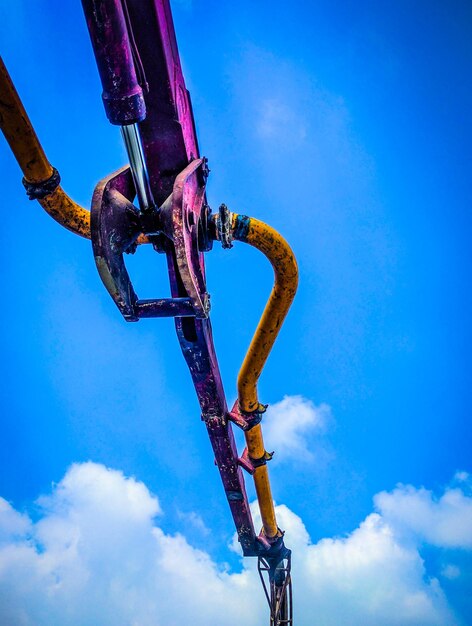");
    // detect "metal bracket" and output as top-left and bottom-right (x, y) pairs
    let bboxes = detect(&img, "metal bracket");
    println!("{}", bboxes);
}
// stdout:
(258, 551), (293, 626)
(238, 447), (274, 475)
(91, 159), (211, 321)
(22, 167), (61, 200)
(227, 399), (267, 431)
(216, 203), (233, 249)
(167, 158), (211, 317)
